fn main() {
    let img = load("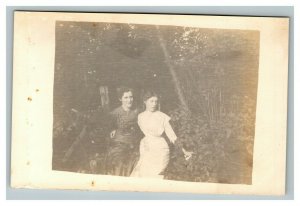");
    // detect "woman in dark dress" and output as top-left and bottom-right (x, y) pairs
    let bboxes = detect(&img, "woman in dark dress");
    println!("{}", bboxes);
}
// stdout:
(105, 87), (141, 176)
